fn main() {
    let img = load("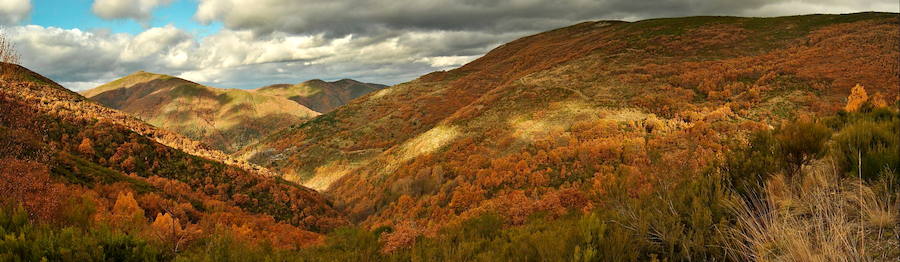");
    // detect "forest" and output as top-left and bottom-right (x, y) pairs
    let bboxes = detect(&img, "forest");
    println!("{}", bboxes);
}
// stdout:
(0, 12), (898, 261)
